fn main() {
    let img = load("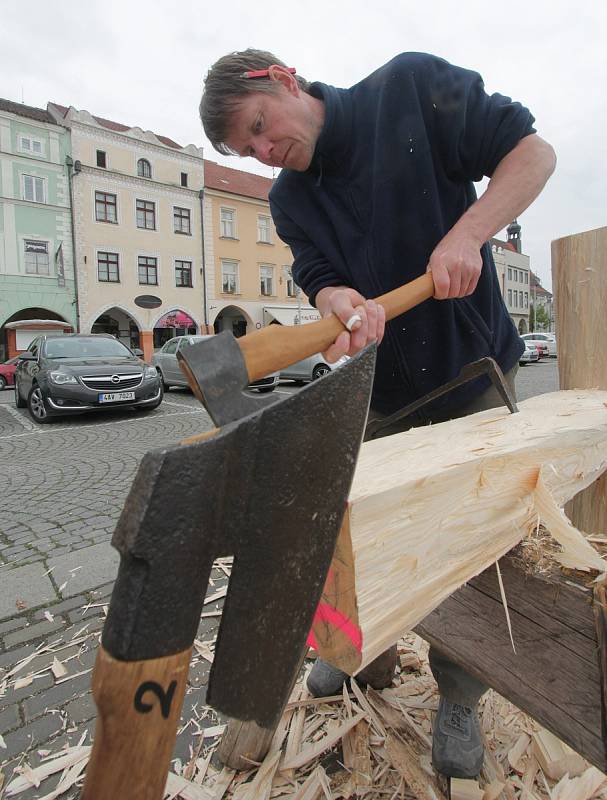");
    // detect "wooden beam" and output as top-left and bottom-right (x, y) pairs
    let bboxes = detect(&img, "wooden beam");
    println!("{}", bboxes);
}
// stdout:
(312, 389), (607, 673)
(552, 225), (607, 536)
(416, 555), (607, 772)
